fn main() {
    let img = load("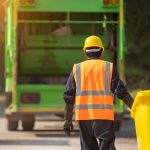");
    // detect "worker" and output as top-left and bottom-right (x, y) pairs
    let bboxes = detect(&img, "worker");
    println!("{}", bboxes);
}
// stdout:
(63, 35), (133, 150)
